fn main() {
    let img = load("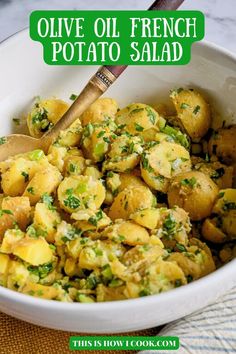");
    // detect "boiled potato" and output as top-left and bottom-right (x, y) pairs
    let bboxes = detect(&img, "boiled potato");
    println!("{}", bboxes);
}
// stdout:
(63, 155), (86, 176)
(130, 208), (162, 229)
(115, 103), (160, 140)
(27, 99), (69, 138)
(81, 123), (115, 163)
(1, 152), (50, 196)
(12, 237), (53, 266)
(33, 203), (61, 243)
(23, 165), (62, 205)
(170, 88), (211, 141)
(47, 145), (68, 172)
(0, 197), (31, 238)
(108, 185), (155, 220)
(202, 218), (227, 243)
(193, 160), (233, 189)
(141, 141), (191, 192)
(168, 171), (219, 220)
(56, 118), (82, 147)
(7, 260), (29, 290)
(58, 175), (105, 213)
(0, 229), (25, 254)
(103, 135), (143, 173)
(104, 220), (150, 245)
(168, 239), (215, 280)
(22, 281), (59, 300)
(208, 125), (236, 164)
(80, 98), (118, 126)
